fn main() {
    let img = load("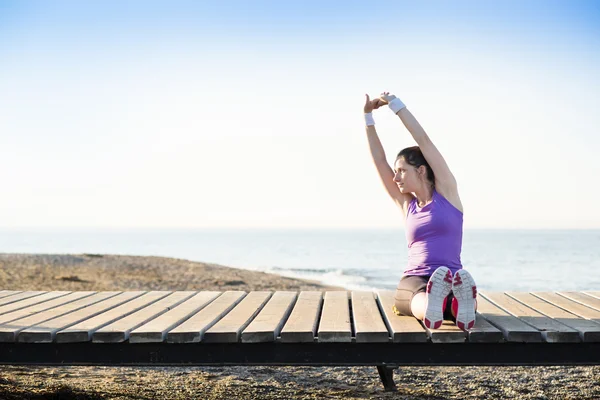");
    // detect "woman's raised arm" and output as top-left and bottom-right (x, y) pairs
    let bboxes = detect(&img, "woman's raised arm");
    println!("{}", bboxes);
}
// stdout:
(363, 95), (407, 205)
(380, 92), (457, 187)
(363, 95), (387, 162)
